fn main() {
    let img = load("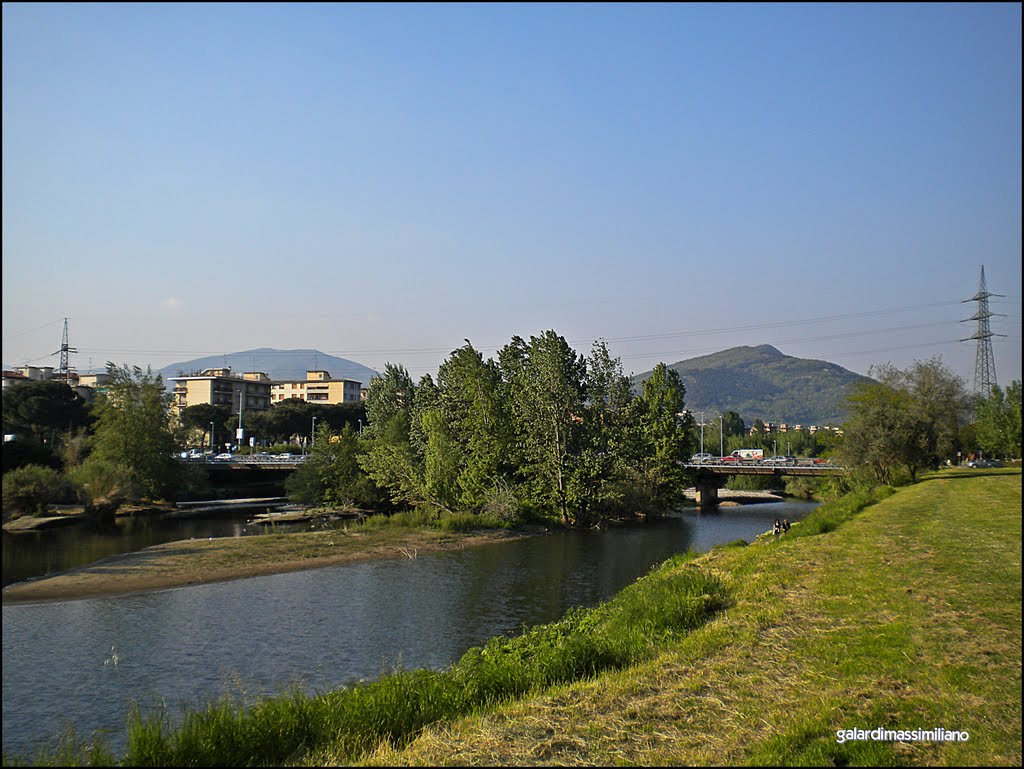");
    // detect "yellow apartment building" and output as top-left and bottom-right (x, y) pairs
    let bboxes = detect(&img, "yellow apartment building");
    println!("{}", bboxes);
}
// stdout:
(271, 370), (362, 405)
(169, 369), (272, 421)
